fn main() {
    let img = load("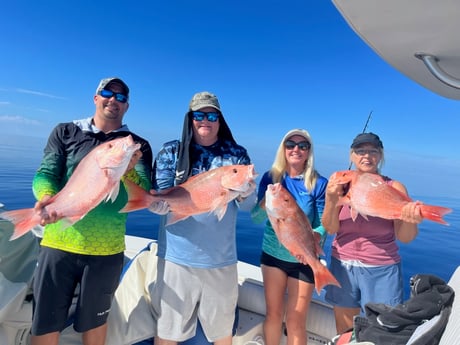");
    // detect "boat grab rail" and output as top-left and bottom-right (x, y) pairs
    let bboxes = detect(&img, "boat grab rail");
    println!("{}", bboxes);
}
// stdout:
(415, 53), (460, 89)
